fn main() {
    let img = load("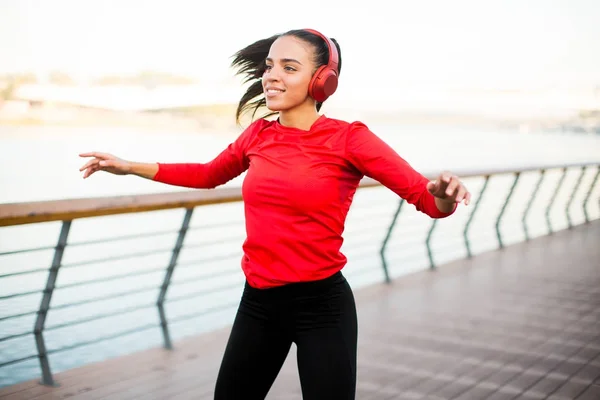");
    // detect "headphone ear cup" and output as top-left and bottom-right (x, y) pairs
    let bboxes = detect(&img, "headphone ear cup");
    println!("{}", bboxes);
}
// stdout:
(309, 67), (338, 103)
(308, 65), (327, 101)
